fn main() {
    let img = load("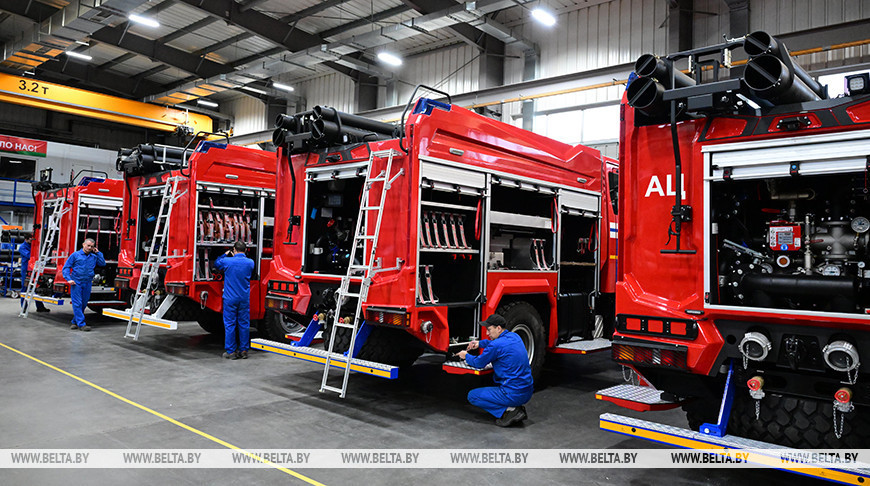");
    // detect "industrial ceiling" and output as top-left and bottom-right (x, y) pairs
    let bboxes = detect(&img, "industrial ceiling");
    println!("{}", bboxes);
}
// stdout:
(0, 0), (551, 108)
